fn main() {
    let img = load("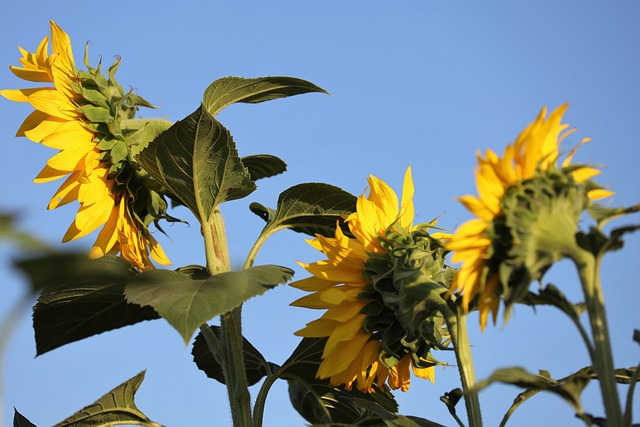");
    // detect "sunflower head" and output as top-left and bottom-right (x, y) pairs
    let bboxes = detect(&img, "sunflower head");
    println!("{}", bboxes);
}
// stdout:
(1, 21), (174, 270)
(362, 223), (453, 371)
(446, 105), (614, 328)
(291, 168), (451, 393)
